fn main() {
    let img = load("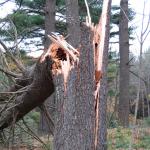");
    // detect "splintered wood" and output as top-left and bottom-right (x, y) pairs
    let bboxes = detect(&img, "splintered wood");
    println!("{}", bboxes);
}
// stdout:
(40, 33), (79, 90)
